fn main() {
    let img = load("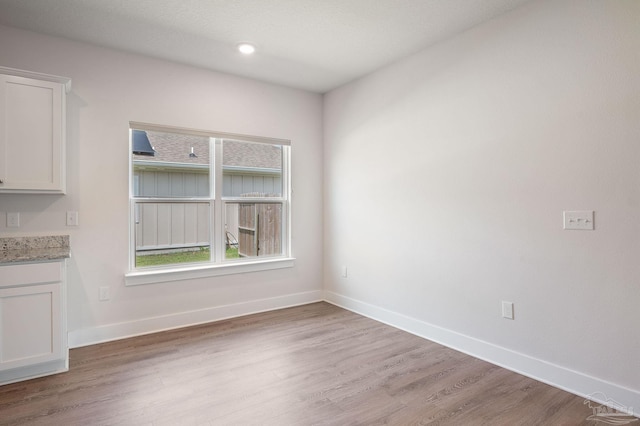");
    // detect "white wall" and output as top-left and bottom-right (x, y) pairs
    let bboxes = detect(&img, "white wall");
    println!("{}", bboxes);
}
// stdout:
(324, 0), (639, 413)
(0, 24), (324, 345)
